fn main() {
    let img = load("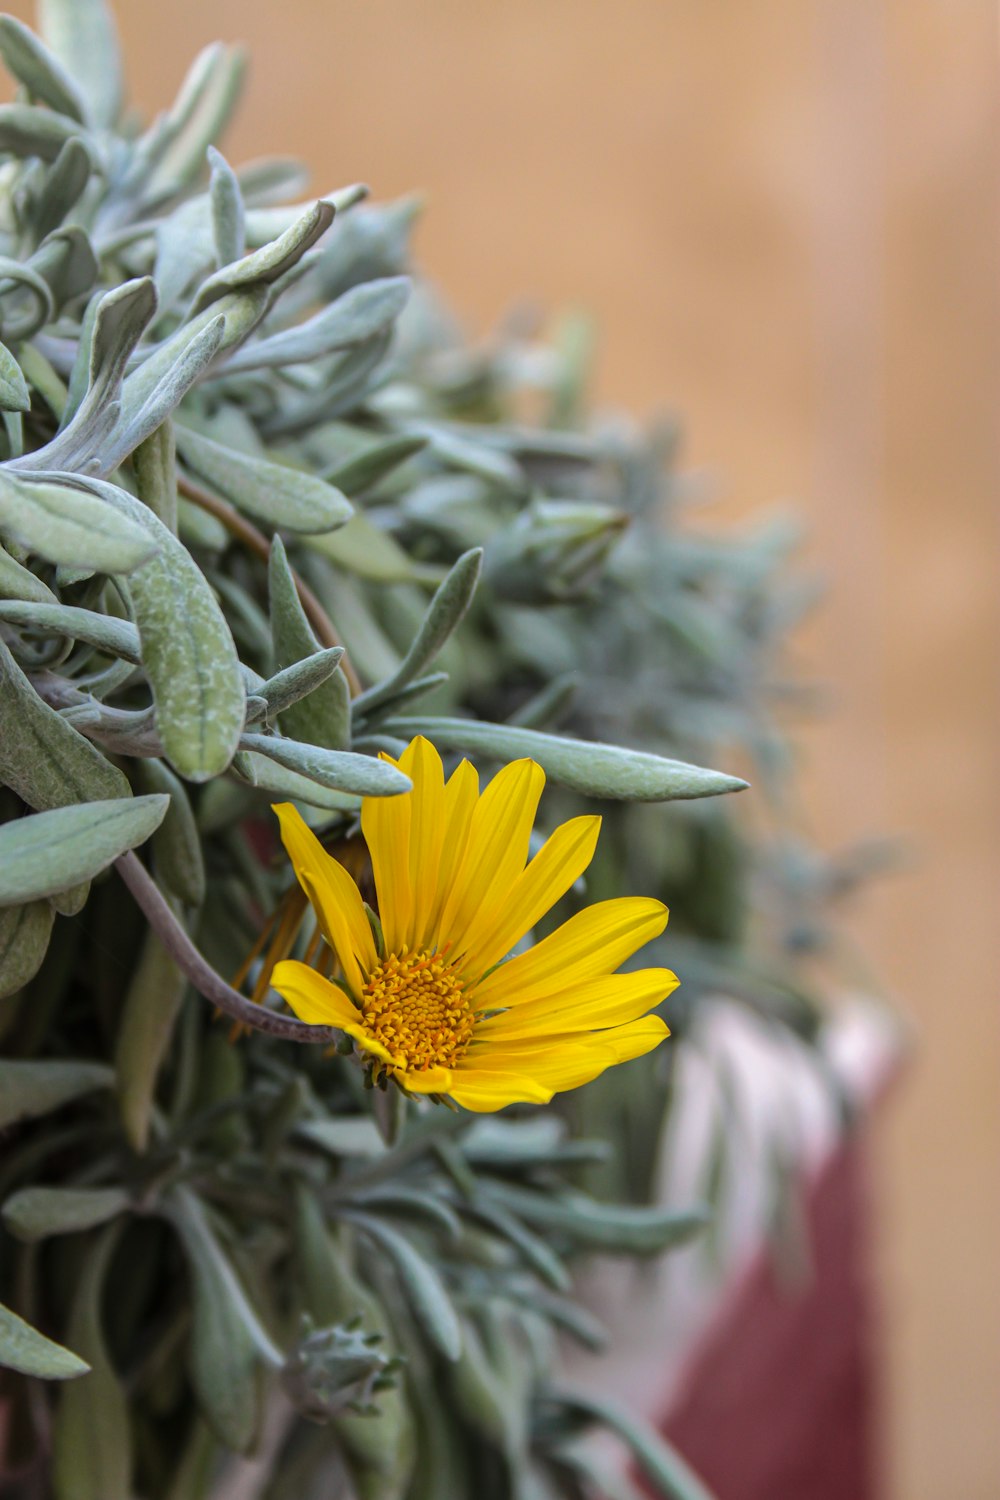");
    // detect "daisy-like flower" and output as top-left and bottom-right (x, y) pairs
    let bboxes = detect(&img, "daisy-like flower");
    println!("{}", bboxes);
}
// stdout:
(270, 737), (676, 1112)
